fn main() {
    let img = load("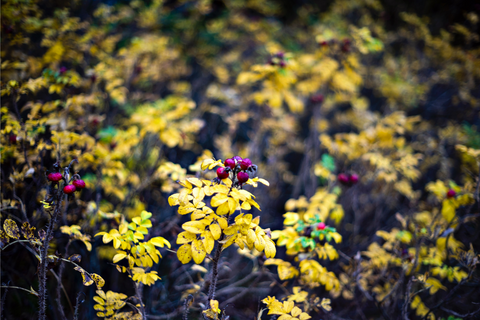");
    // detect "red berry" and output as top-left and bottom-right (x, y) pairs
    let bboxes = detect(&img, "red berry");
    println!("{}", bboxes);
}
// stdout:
(47, 172), (63, 183)
(9, 134), (17, 143)
(233, 156), (243, 162)
(310, 94), (324, 103)
(338, 173), (349, 185)
(216, 167), (229, 179)
(59, 66), (67, 74)
(240, 158), (252, 170)
(63, 185), (76, 194)
(349, 174), (359, 184)
(317, 222), (326, 230)
(73, 179), (86, 189)
(237, 172), (249, 184)
(447, 189), (456, 198)
(224, 158), (235, 169)
(319, 41), (328, 47)
(279, 61), (286, 68)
